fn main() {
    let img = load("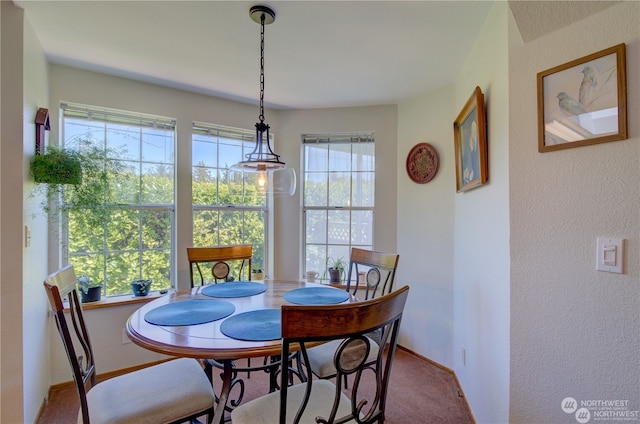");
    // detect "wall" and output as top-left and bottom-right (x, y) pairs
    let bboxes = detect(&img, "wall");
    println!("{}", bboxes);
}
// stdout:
(21, 10), (51, 424)
(1, 2), (26, 423)
(509, 2), (640, 423)
(398, 3), (511, 422)
(397, 86), (456, 364)
(452, 3), (511, 423)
